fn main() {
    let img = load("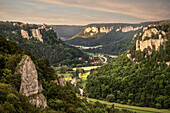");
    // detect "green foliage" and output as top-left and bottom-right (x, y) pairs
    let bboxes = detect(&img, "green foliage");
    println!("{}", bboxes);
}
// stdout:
(66, 22), (152, 55)
(0, 21), (90, 67)
(85, 21), (170, 109)
(1, 35), (137, 113)
(0, 83), (38, 113)
(106, 94), (115, 102)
